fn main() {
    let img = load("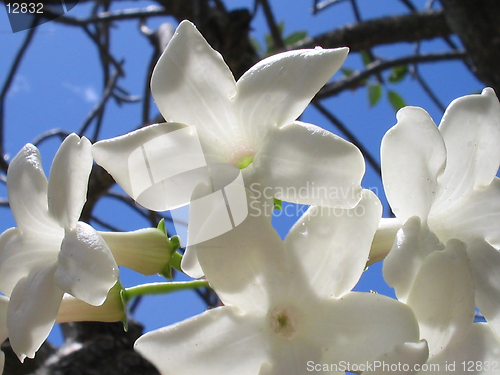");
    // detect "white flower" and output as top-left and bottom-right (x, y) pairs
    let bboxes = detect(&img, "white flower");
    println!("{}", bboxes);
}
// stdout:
(135, 191), (427, 374)
(376, 88), (500, 338)
(0, 134), (119, 361)
(92, 20), (364, 214)
(93, 20), (365, 276)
